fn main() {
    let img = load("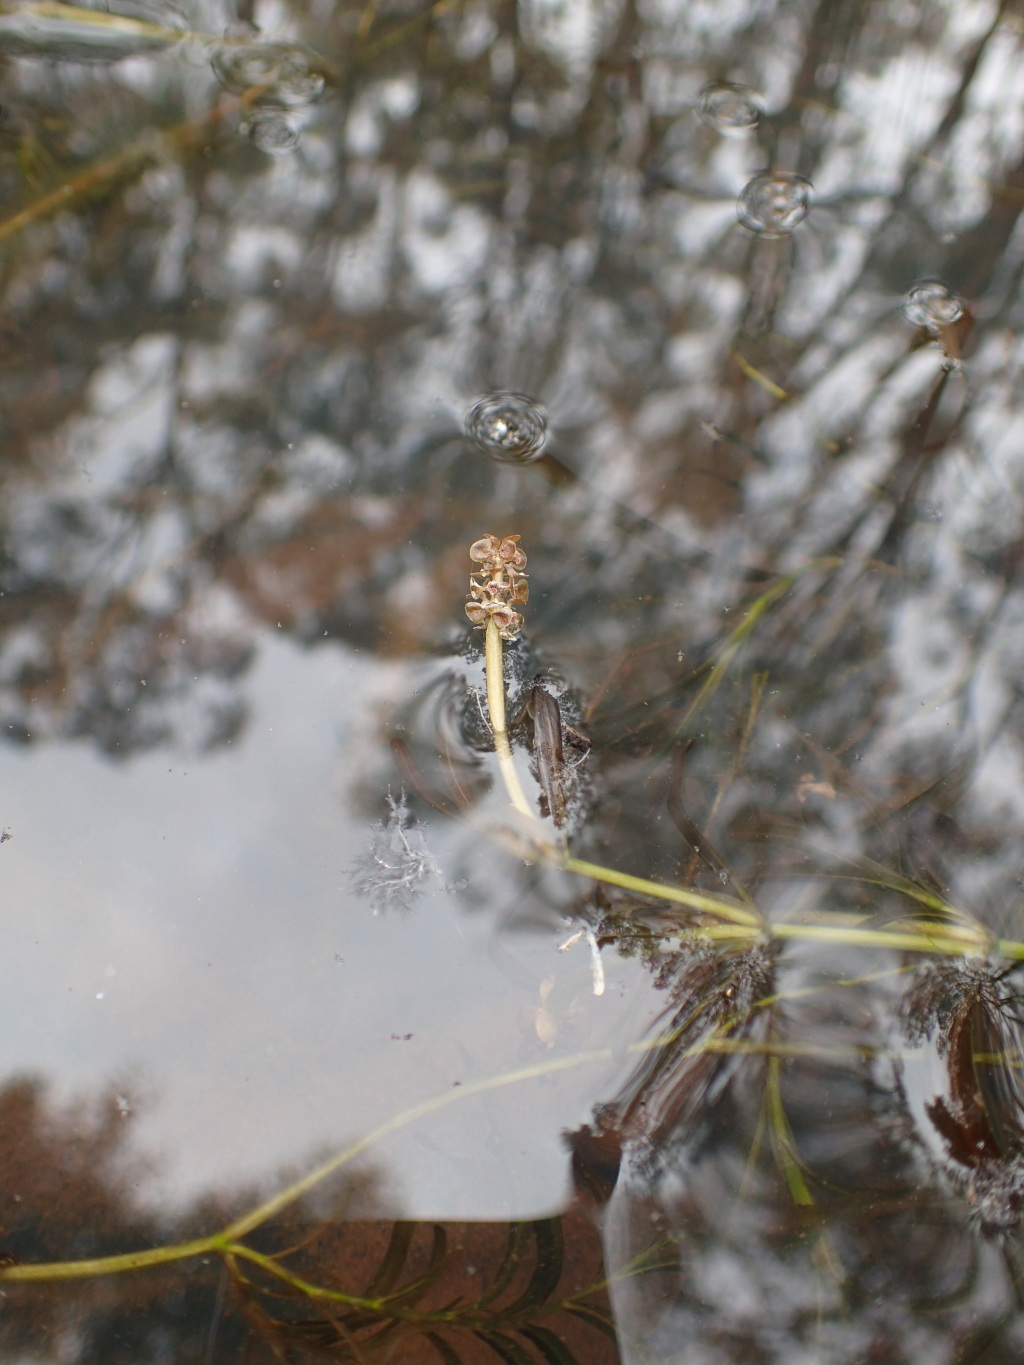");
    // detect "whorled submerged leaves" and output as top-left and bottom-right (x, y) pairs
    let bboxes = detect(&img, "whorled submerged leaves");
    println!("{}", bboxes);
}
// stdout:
(595, 938), (778, 1173)
(900, 957), (1021, 1053)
